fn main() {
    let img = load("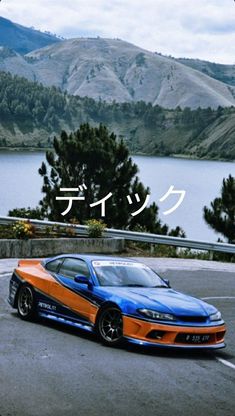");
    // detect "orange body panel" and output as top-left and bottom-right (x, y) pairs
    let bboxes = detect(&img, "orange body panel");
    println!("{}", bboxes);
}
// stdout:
(123, 316), (226, 346)
(48, 280), (98, 324)
(16, 263), (98, 324)
(18, 259), (43, 268)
